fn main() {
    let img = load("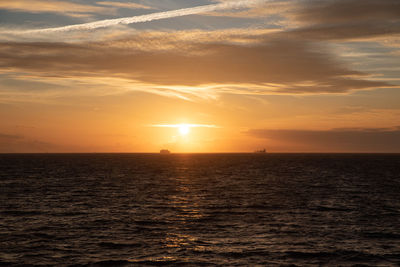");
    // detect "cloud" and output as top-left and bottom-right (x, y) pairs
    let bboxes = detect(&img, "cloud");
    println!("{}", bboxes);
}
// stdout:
(207, 0), (400, 42)
(293, 0), (400, 25)
(0, 0), (110, 16)
(10, 0), (268, 34)
(287, 0), (400, 41)
(0, 132), (103, 153)
(248, 126), (400, 152)
(0, 133), (57, 153)
(96, 1), (153, 10)
(285, 22), (400, 41)
(197, 0), (288, 23)
(0, 133), (21, 140)
(0, 34), (392, 96)
(204, 0), (292, 18)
